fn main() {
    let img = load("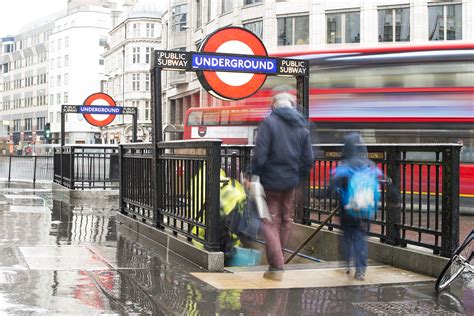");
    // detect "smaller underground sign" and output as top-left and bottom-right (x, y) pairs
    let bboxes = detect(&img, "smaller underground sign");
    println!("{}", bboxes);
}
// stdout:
(82, 93), (118, 127)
